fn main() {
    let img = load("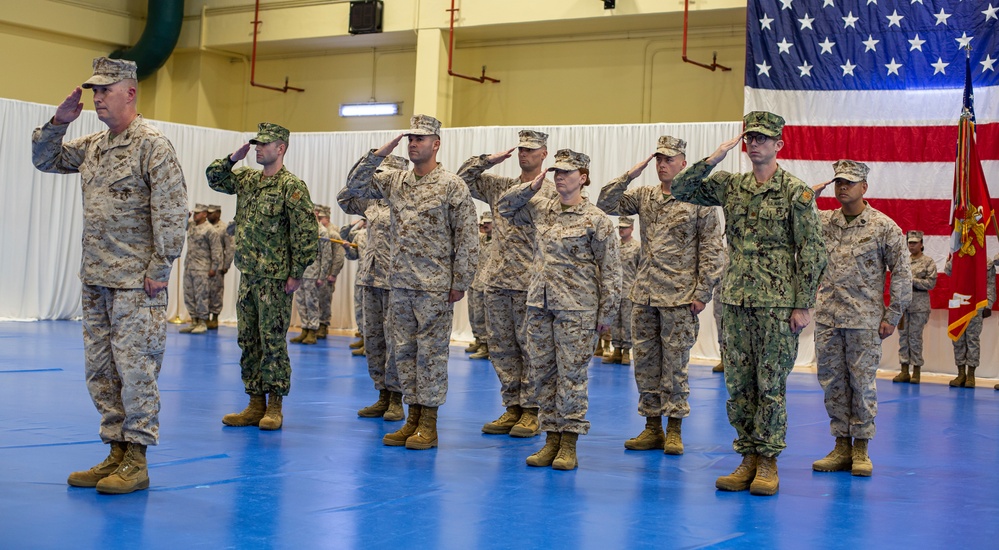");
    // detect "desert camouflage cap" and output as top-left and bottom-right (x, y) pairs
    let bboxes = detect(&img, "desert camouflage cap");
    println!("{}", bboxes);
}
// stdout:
(480, 211), (493, 223)
(406, 114), (442, 136)
(208, 204), (222, 213)
(81, 57), (137, 89)
(743, 111), (785, 137)
(378, 154), (410, 172)
(249, 122), (290, 145)
(547, 149), (590, 172)
(518, 130), (548, 149)
(314, 204), (331, 217)
(194, 203), (210, 213)
(832, 159), (870, 182)
(618, 216), (635, 228)
(655, 135), (687, 157)
(907, 230), (924, 242)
